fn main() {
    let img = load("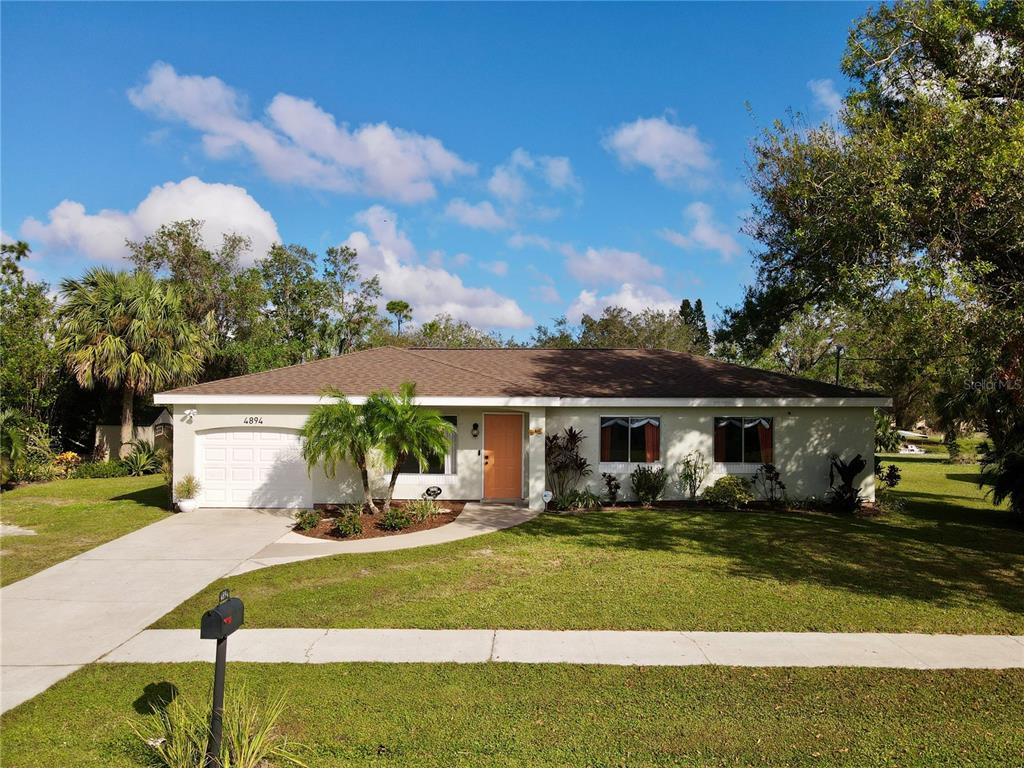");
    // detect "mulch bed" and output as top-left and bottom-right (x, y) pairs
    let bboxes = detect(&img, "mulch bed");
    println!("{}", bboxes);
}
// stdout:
(296, 500), (467, 541)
